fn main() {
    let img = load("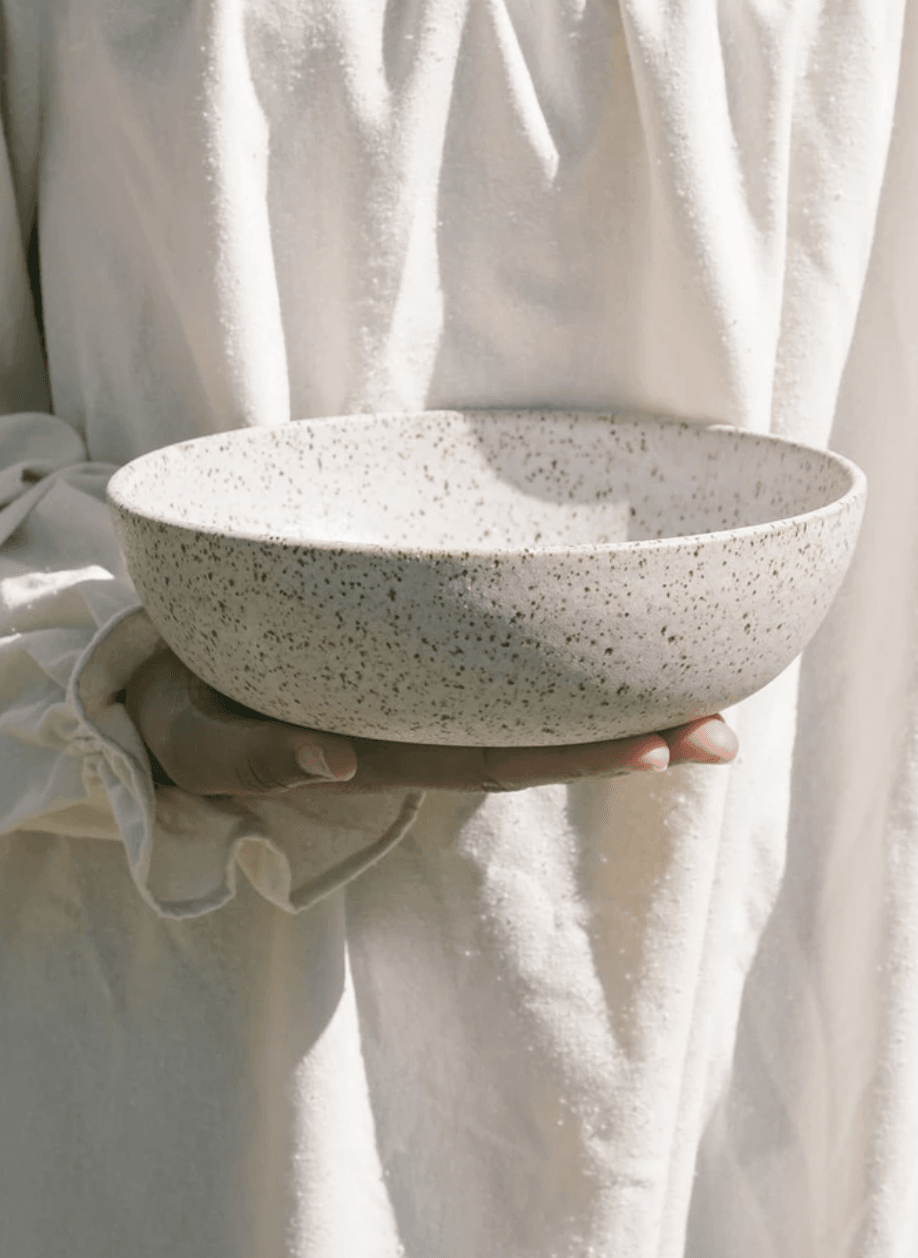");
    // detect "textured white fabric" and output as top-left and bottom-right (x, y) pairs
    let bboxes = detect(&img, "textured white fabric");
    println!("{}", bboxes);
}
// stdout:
(0, 0), (915, 1254)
